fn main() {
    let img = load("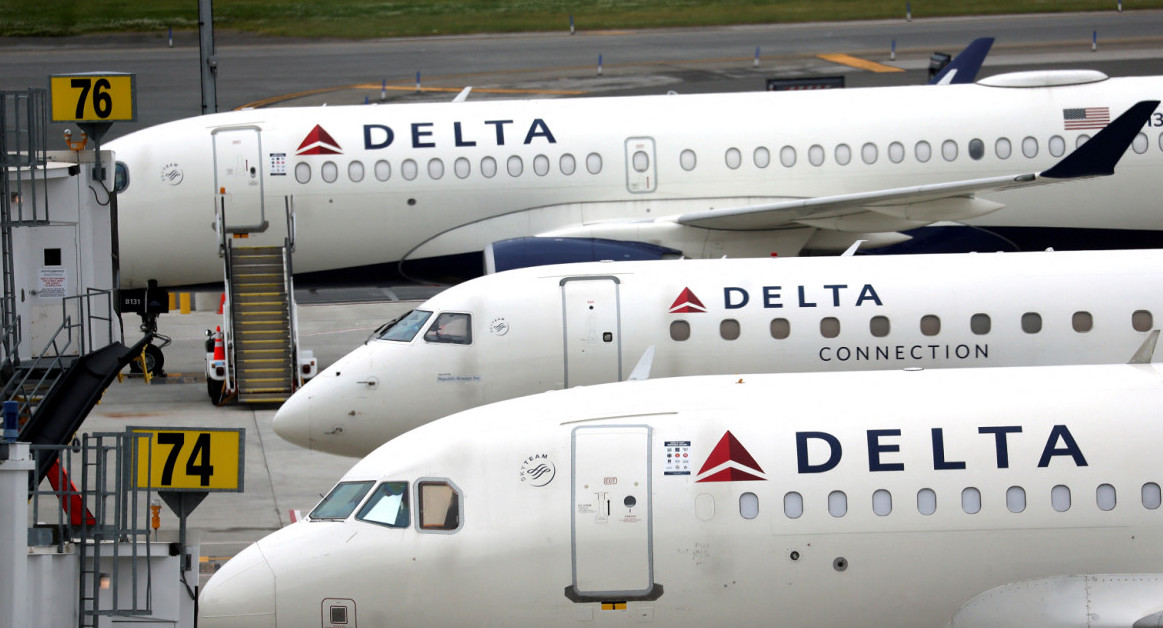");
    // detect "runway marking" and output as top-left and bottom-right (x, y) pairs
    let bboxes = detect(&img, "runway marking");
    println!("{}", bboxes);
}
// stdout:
(238, 84), (586, 109)
(817, 53), (904, 73)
